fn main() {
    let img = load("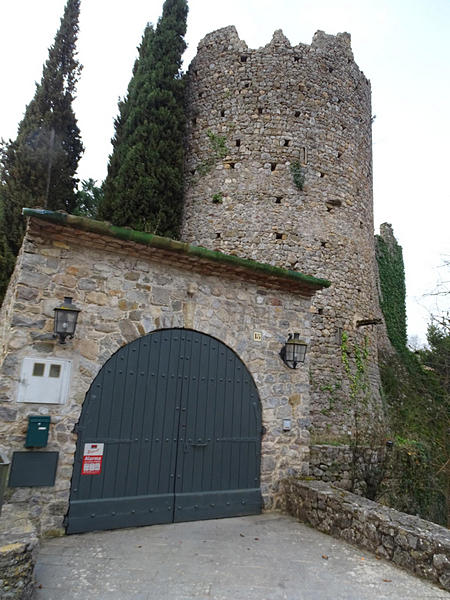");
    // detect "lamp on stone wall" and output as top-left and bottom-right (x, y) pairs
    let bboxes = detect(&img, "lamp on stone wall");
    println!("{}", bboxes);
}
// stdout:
(280, 333), (307, 369)
(53, 297), (81, 344)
